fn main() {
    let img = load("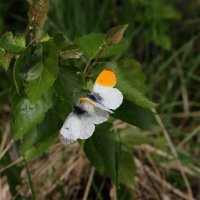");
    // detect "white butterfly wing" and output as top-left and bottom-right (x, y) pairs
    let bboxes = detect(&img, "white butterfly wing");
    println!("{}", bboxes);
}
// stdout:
(100, 88), (123, 110)
(91, 108), (110, 124)
(78, 116), (95, 139)
(60, 113), (81, 144)
(93, 84), (123, 110)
